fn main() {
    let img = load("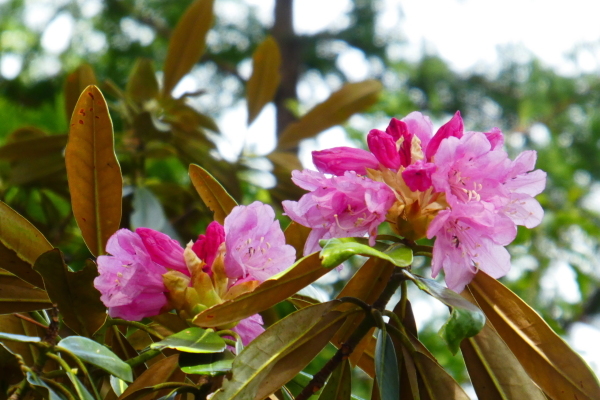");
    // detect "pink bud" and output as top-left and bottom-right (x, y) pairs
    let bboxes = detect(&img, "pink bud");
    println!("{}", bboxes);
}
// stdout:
(312, 147), (379, 176)
(367, 129), (401, 169)
(136, 228), (187, 274)
(402, 161), (436, 192)
(192, 221), (225, 272)
(425, 111), (464, 160)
